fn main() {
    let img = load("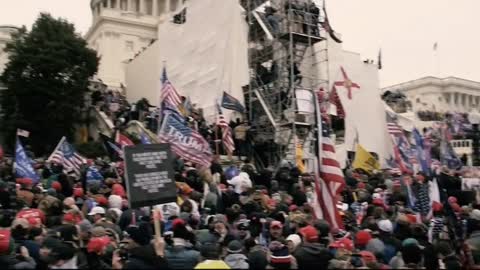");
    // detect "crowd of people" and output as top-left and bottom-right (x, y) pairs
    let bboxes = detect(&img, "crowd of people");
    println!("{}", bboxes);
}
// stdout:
(1, 143), (480, 270)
